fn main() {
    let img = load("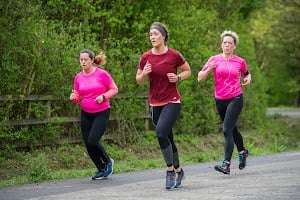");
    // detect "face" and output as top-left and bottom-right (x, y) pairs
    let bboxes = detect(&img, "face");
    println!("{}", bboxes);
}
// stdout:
(221, 36), (236, 54)
(79, 53), (93, 70)
(149, 29), (165, 47)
